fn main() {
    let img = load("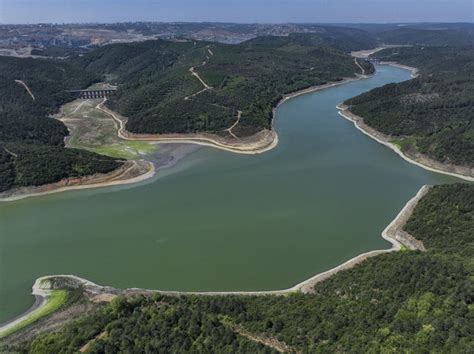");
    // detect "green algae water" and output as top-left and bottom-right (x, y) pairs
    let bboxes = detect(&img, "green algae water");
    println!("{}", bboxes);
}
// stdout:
(0, 65), (459, 323)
